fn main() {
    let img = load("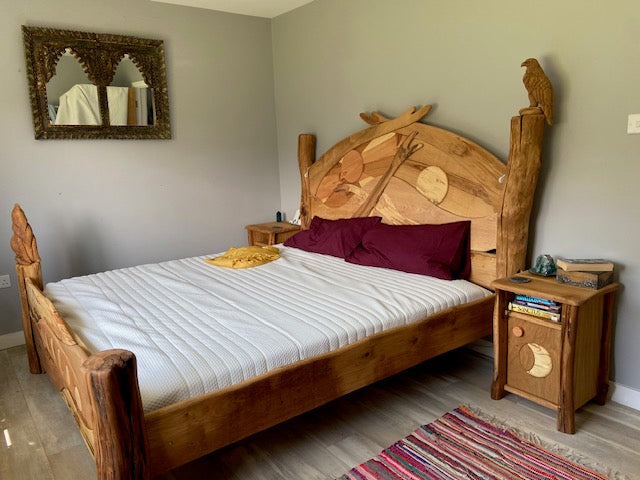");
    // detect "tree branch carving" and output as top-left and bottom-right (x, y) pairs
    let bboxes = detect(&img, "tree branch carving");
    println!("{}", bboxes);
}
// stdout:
(309, 105), (432, 196)
(360, 111), (390, 125)
(354, 131), (423, 217)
